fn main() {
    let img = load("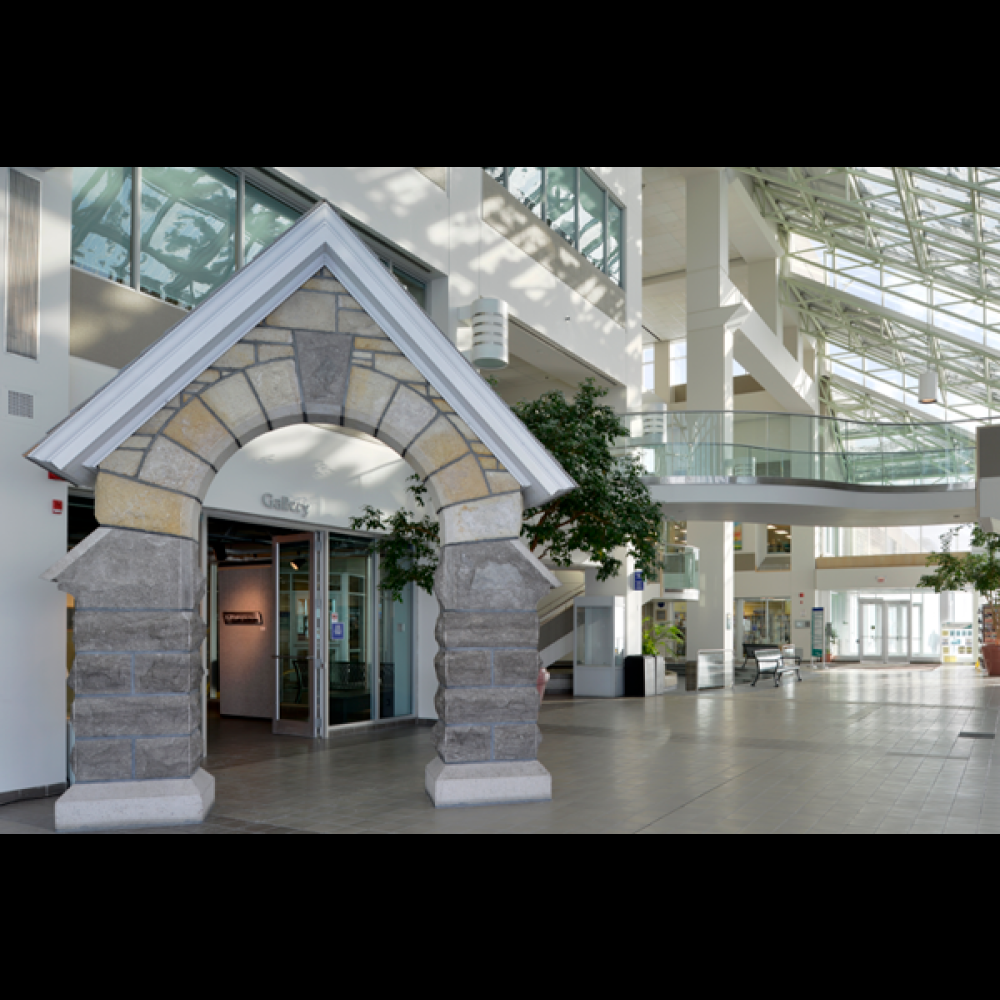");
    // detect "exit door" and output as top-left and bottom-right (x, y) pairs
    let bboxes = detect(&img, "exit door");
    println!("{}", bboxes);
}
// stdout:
(273, 534), (323, 738)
